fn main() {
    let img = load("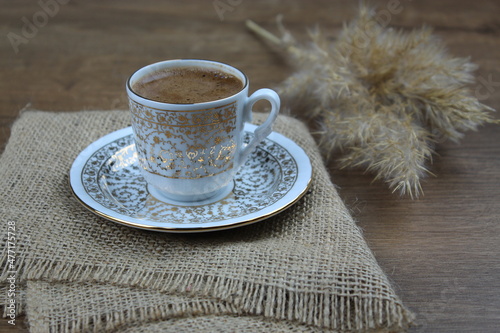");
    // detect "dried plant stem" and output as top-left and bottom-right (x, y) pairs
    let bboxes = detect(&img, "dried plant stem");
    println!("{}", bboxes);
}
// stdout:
(246, 19), (302, 58)
(245, 20), (282, 46)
